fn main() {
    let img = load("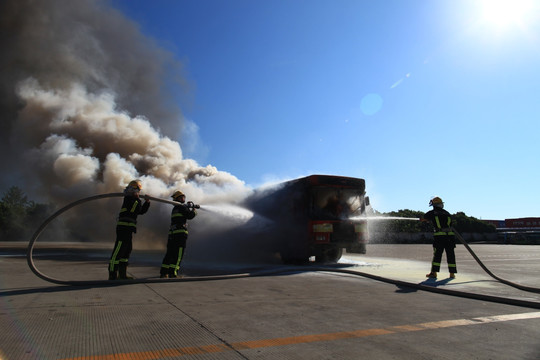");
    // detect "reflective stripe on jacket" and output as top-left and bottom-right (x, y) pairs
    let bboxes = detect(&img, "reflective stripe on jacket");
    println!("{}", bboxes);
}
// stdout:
(116, 196), (149, 228)
(434, 215), (455, 236)
(424, 208), (454, 236)
(169, 204), (196, 235)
